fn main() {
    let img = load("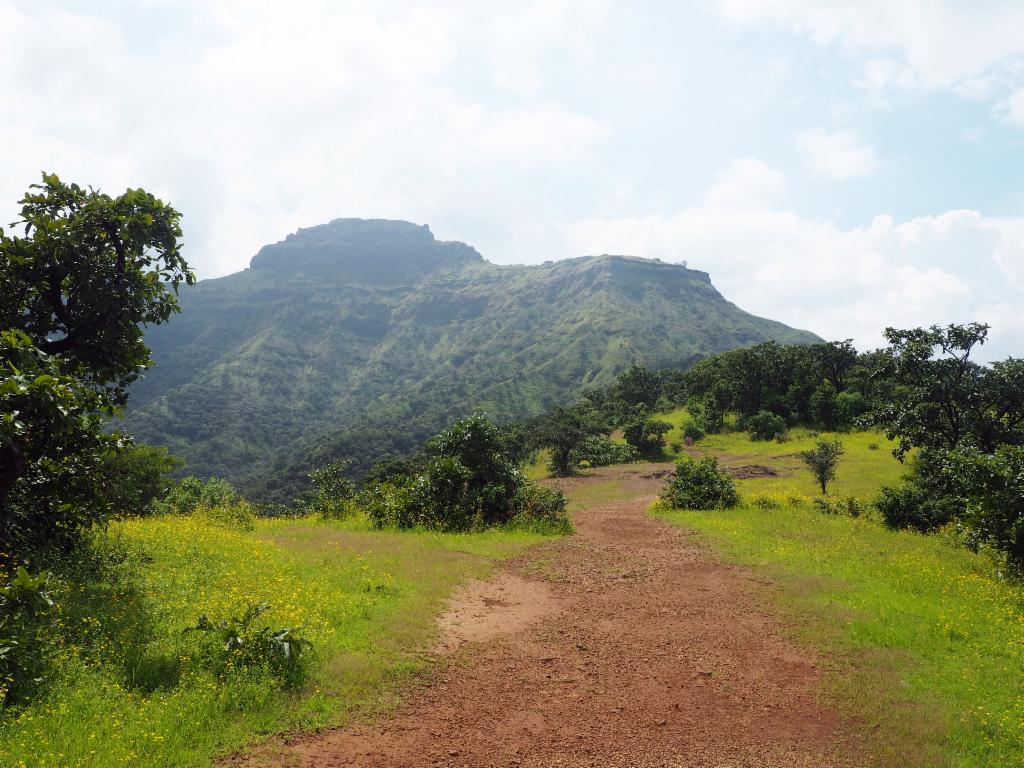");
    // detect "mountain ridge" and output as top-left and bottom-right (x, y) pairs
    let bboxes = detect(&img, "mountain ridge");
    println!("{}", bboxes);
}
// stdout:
(126, 218), (820, 500)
